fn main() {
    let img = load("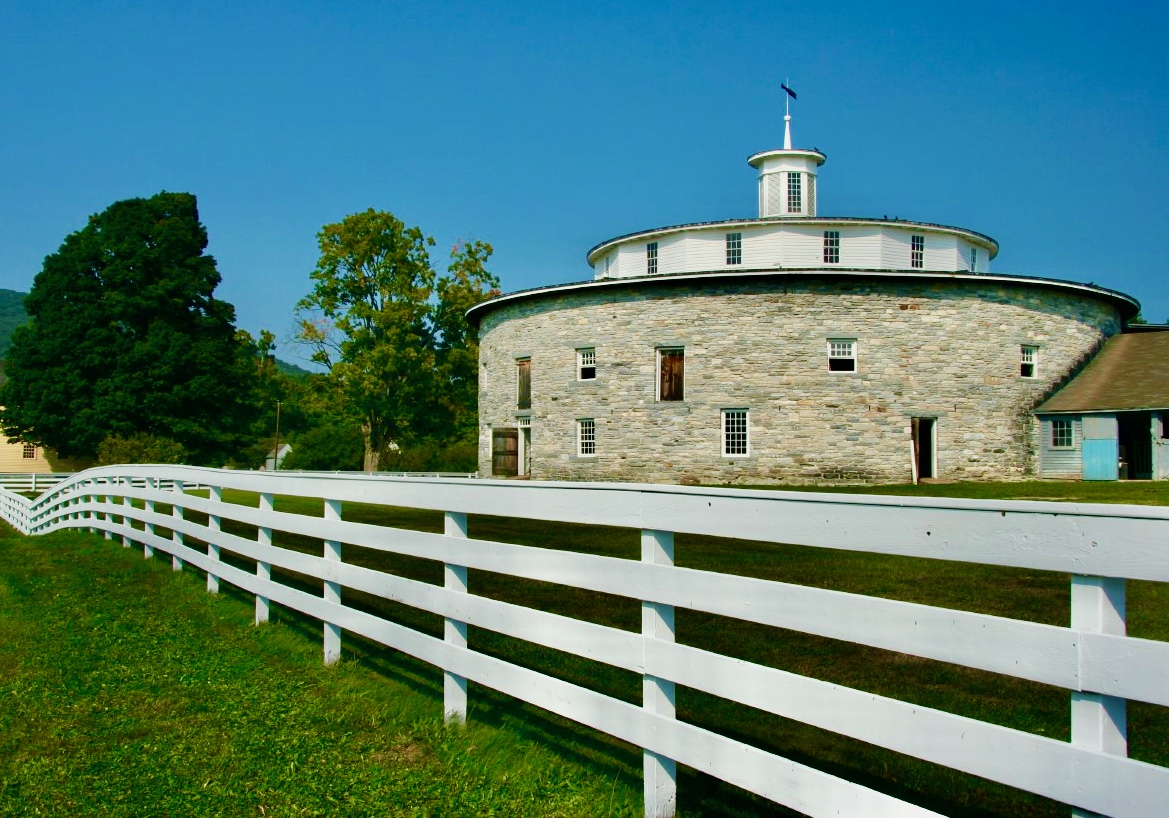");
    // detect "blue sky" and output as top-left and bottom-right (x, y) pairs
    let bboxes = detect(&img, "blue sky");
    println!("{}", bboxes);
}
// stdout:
(3, 1), (1167, 363)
